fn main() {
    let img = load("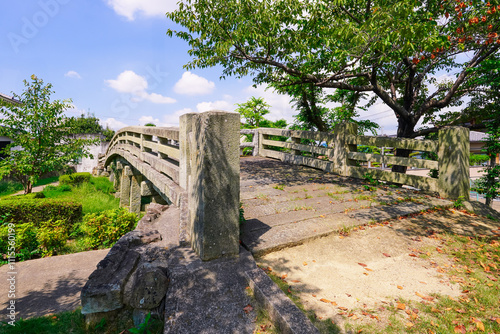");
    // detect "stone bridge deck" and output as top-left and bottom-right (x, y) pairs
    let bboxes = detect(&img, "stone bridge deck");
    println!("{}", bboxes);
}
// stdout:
(239, 157), (453, 256)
